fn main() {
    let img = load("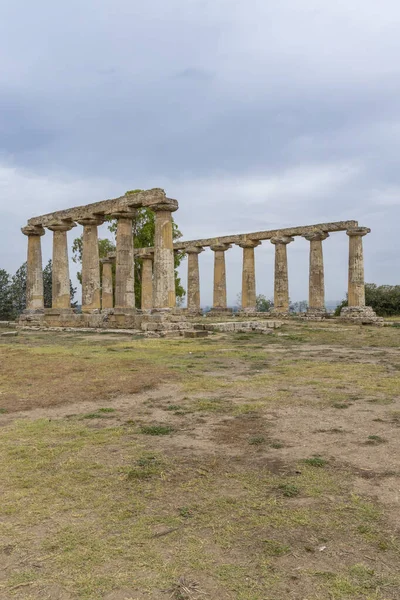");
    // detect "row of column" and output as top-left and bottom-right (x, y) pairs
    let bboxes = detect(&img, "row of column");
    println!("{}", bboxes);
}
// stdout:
(22, 217), (370, 314)
(177, 227), (370, 314)
(22, 203), (177, 313)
